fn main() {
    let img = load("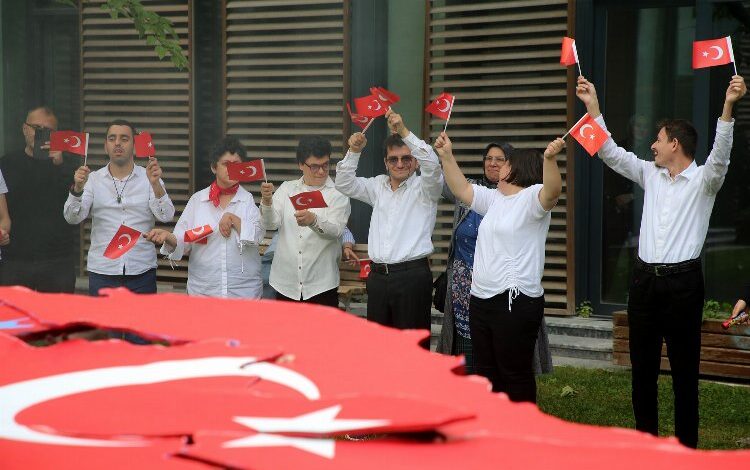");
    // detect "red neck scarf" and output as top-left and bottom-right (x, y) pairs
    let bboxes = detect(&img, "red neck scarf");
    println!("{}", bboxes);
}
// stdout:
(208, 181), (239, 207)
